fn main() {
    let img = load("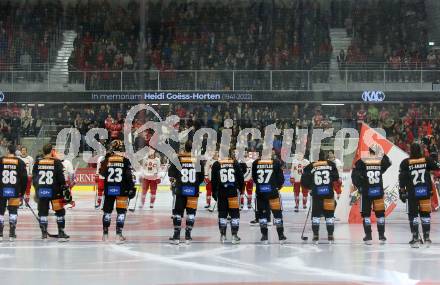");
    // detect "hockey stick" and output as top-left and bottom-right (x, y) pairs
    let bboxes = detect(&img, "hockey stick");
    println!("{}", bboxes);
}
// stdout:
(94, 182), (99, 209)
(66, 161), (80, 209)
(208, 201), (217, 213)
(244, 192), (255, 211)
(301, 203), (312, 241)
(24, 200), (58, 238)
(129, 187), (140, 212)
